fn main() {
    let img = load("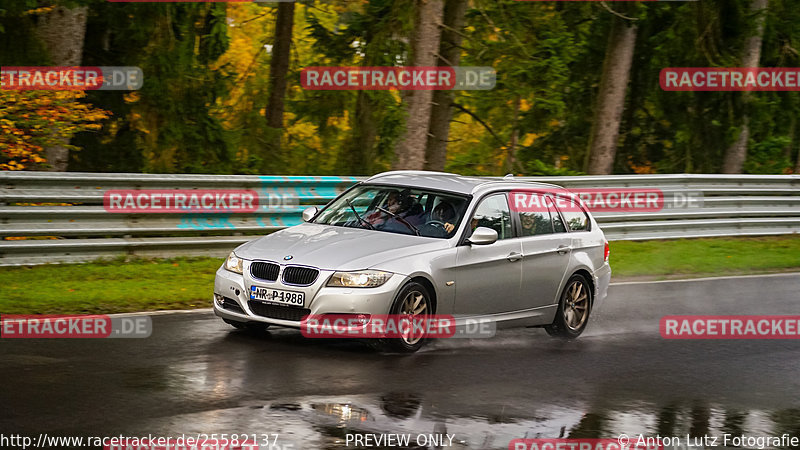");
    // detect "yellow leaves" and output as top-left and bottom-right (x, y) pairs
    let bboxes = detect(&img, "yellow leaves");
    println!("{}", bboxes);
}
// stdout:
(23, 6), (55, 16)
(1, 161), (24, 171)
(124, 92), (141, 104)
(629, 158), (656, 174)
(326, 111), (349, 128)
(521, 133), (539, 147)
(519, 99), (532, 112)
(0, 90), (109, 170)
(287, 120), (319, 143)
